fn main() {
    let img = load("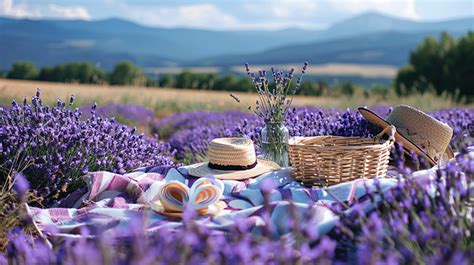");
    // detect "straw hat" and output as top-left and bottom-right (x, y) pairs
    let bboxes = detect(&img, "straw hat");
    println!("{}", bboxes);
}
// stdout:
(187, 137), (280, 180)
(358, 105), (453, 165)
